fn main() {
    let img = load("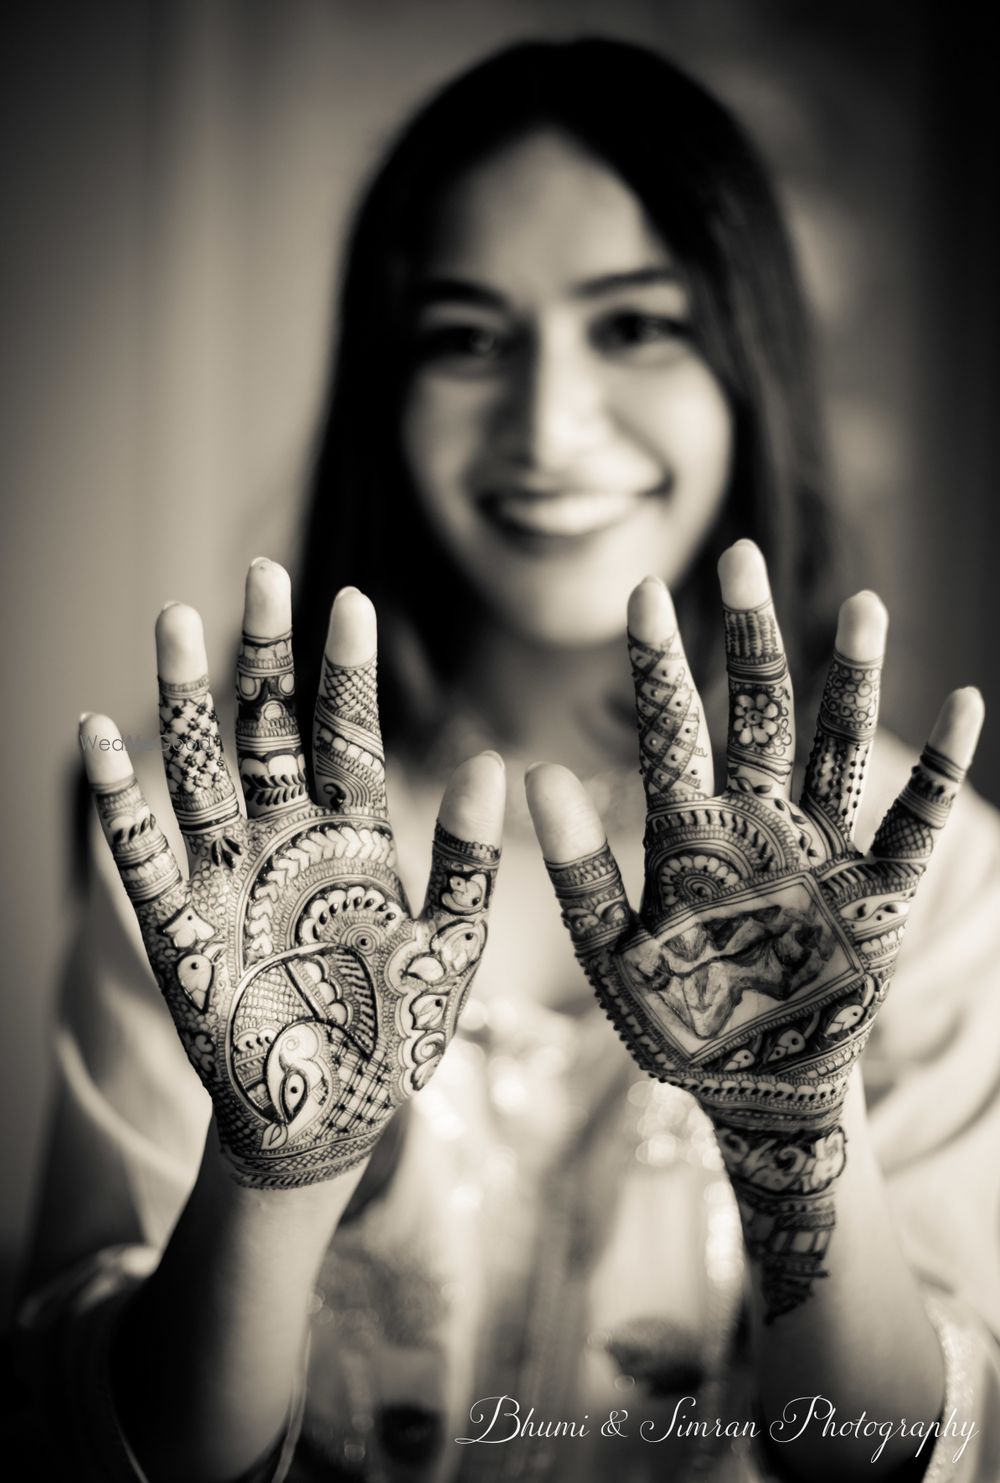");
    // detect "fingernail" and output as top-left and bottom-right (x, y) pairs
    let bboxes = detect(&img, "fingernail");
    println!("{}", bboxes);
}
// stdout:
(159, 600), (181, 613)
(480, 749), (505, 769)
(78, 712), (93, 726)
(336, 585), (362, 601)
(640, 573), (664, 587)
(524, 761), (546, 779)
(250, 555), (272, 568)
